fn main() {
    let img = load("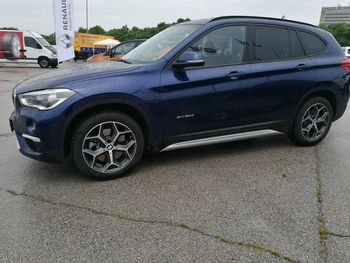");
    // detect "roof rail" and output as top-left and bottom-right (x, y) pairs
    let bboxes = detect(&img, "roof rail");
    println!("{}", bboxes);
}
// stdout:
(210, 16), (317, 28)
